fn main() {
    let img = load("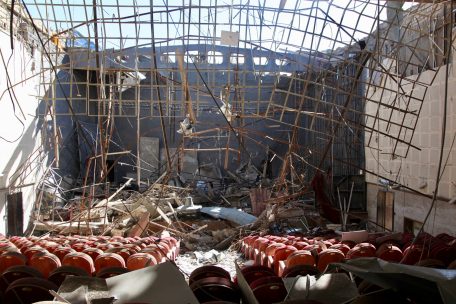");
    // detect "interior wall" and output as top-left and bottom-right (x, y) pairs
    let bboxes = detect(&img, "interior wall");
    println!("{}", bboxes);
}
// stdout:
(365, 30), (456, 235)
(0, 26), (46, 235)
